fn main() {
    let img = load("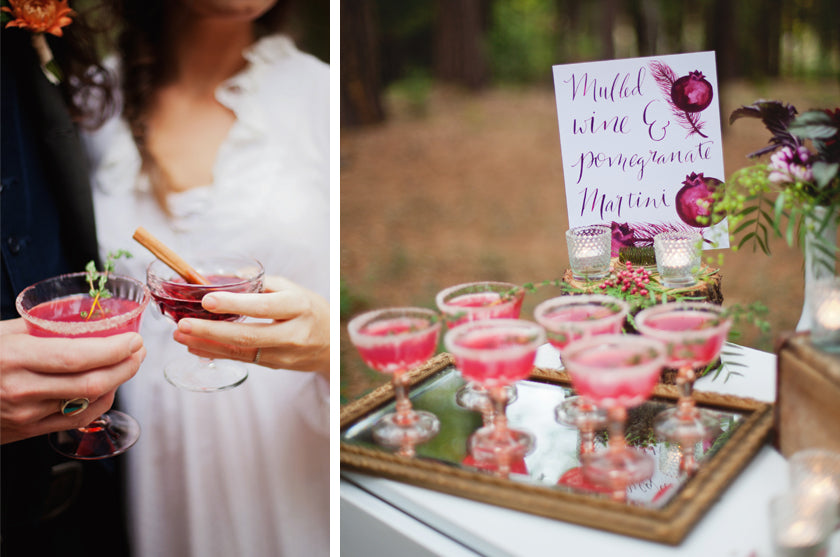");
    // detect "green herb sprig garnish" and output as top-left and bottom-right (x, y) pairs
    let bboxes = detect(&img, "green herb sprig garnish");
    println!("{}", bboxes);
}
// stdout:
(81, 250), (132, 320)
